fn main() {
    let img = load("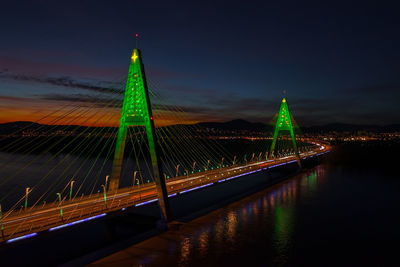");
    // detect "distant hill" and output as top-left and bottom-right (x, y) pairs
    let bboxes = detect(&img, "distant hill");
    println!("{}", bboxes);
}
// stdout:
(0, 121), (42, 134)
(197, 119), (272, 132)
(198, 120), (400, 133)
(0, 120), (399, 135)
